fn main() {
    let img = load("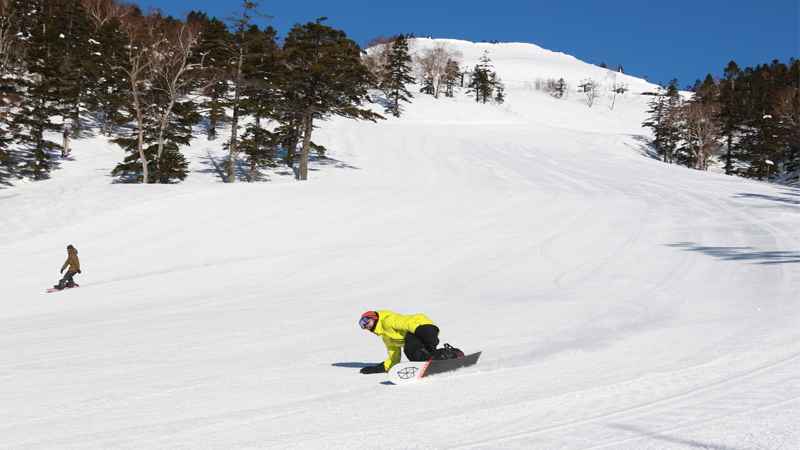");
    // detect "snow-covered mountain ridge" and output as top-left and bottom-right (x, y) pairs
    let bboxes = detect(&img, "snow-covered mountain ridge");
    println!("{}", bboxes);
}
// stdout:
(411, 38), (656, 92)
